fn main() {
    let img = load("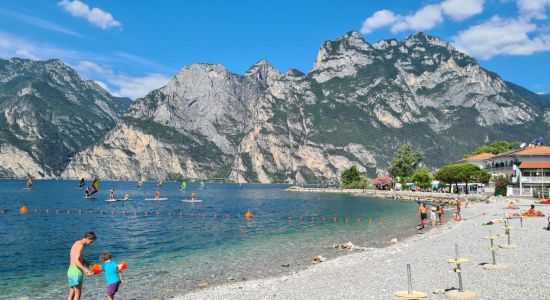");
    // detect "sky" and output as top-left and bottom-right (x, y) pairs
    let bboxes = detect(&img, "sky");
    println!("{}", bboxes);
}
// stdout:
(1, 0), (549, 99)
